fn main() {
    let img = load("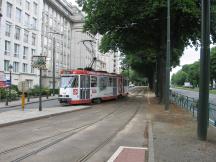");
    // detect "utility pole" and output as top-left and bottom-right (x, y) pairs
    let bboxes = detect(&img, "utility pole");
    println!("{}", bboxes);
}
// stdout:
(165, 0), (171, 110)
(198, 0), (210, 141)
(39, 69), (42, 111)
(52, 37), (56, 96)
